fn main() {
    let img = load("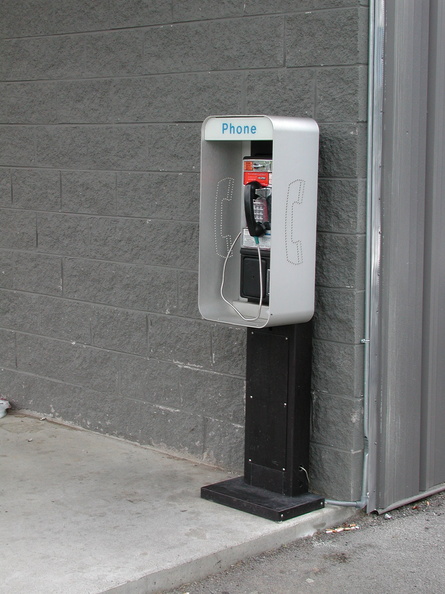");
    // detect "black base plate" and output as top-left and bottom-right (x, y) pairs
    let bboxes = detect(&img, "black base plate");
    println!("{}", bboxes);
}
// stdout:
(201, 477), (325, 522)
